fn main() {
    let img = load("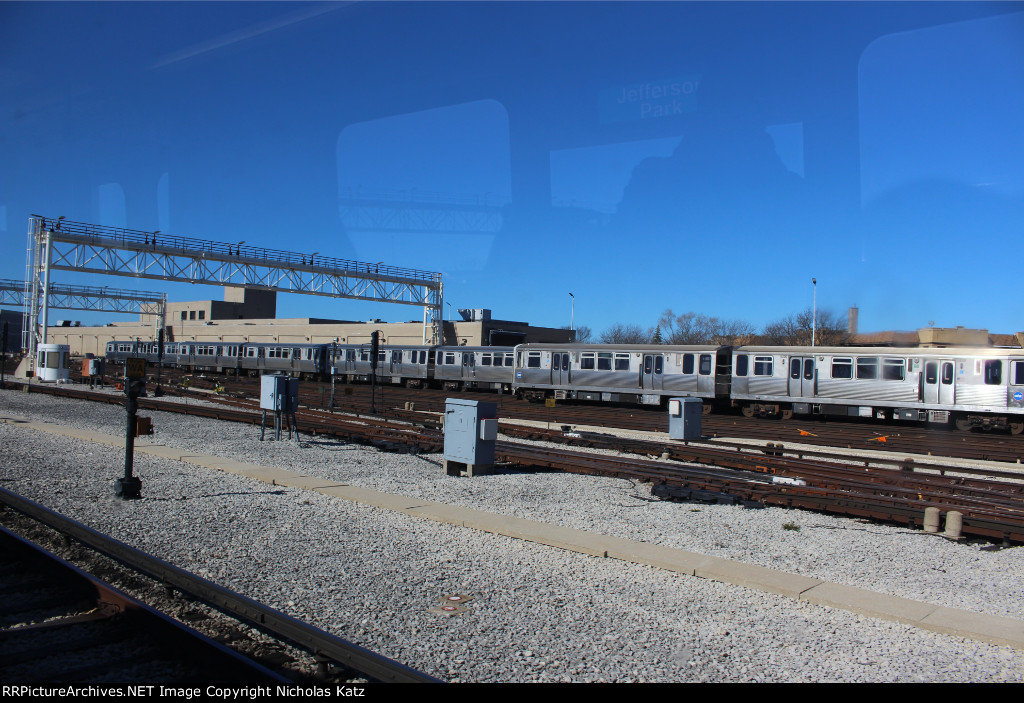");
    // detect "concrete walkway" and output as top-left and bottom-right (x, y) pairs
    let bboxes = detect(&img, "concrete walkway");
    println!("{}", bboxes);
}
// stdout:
(5, 412), (1024, 651)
